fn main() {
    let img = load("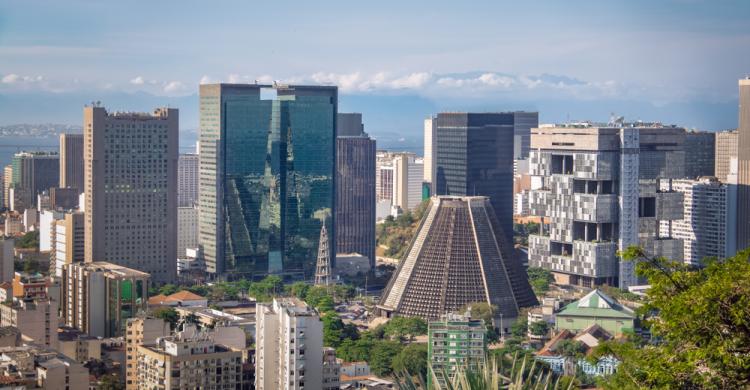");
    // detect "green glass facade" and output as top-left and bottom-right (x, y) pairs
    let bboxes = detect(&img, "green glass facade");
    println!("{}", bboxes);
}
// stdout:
(199, 84), (336, 280)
